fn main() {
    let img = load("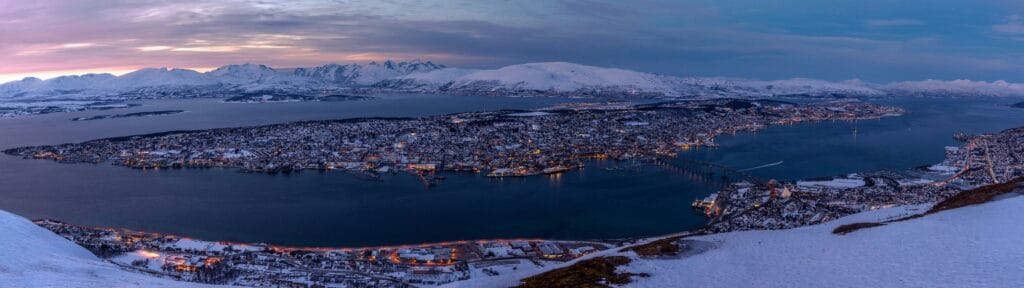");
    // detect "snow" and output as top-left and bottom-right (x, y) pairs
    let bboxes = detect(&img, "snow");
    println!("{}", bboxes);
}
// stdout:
(293, 60), (445, 85)
(396, 62), (683, 95)
(928, 164), (961, 173)
(897, 178), (935, 186)
(440, 259), (564, 288)
(111, 250), (165, 271)
(6, 61), (1024, 100)
(119, 68), (219, 87)
(395, 68), (477, 84)
(0, 210), (215, 287)
(620, 196), (1024, 288)
(884, 79), (1024, 97)
(395, 62), (890, 97)
(206, 63), (327, 90)
(454, 62), (677, 92)
(796, 178), (866, 188)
